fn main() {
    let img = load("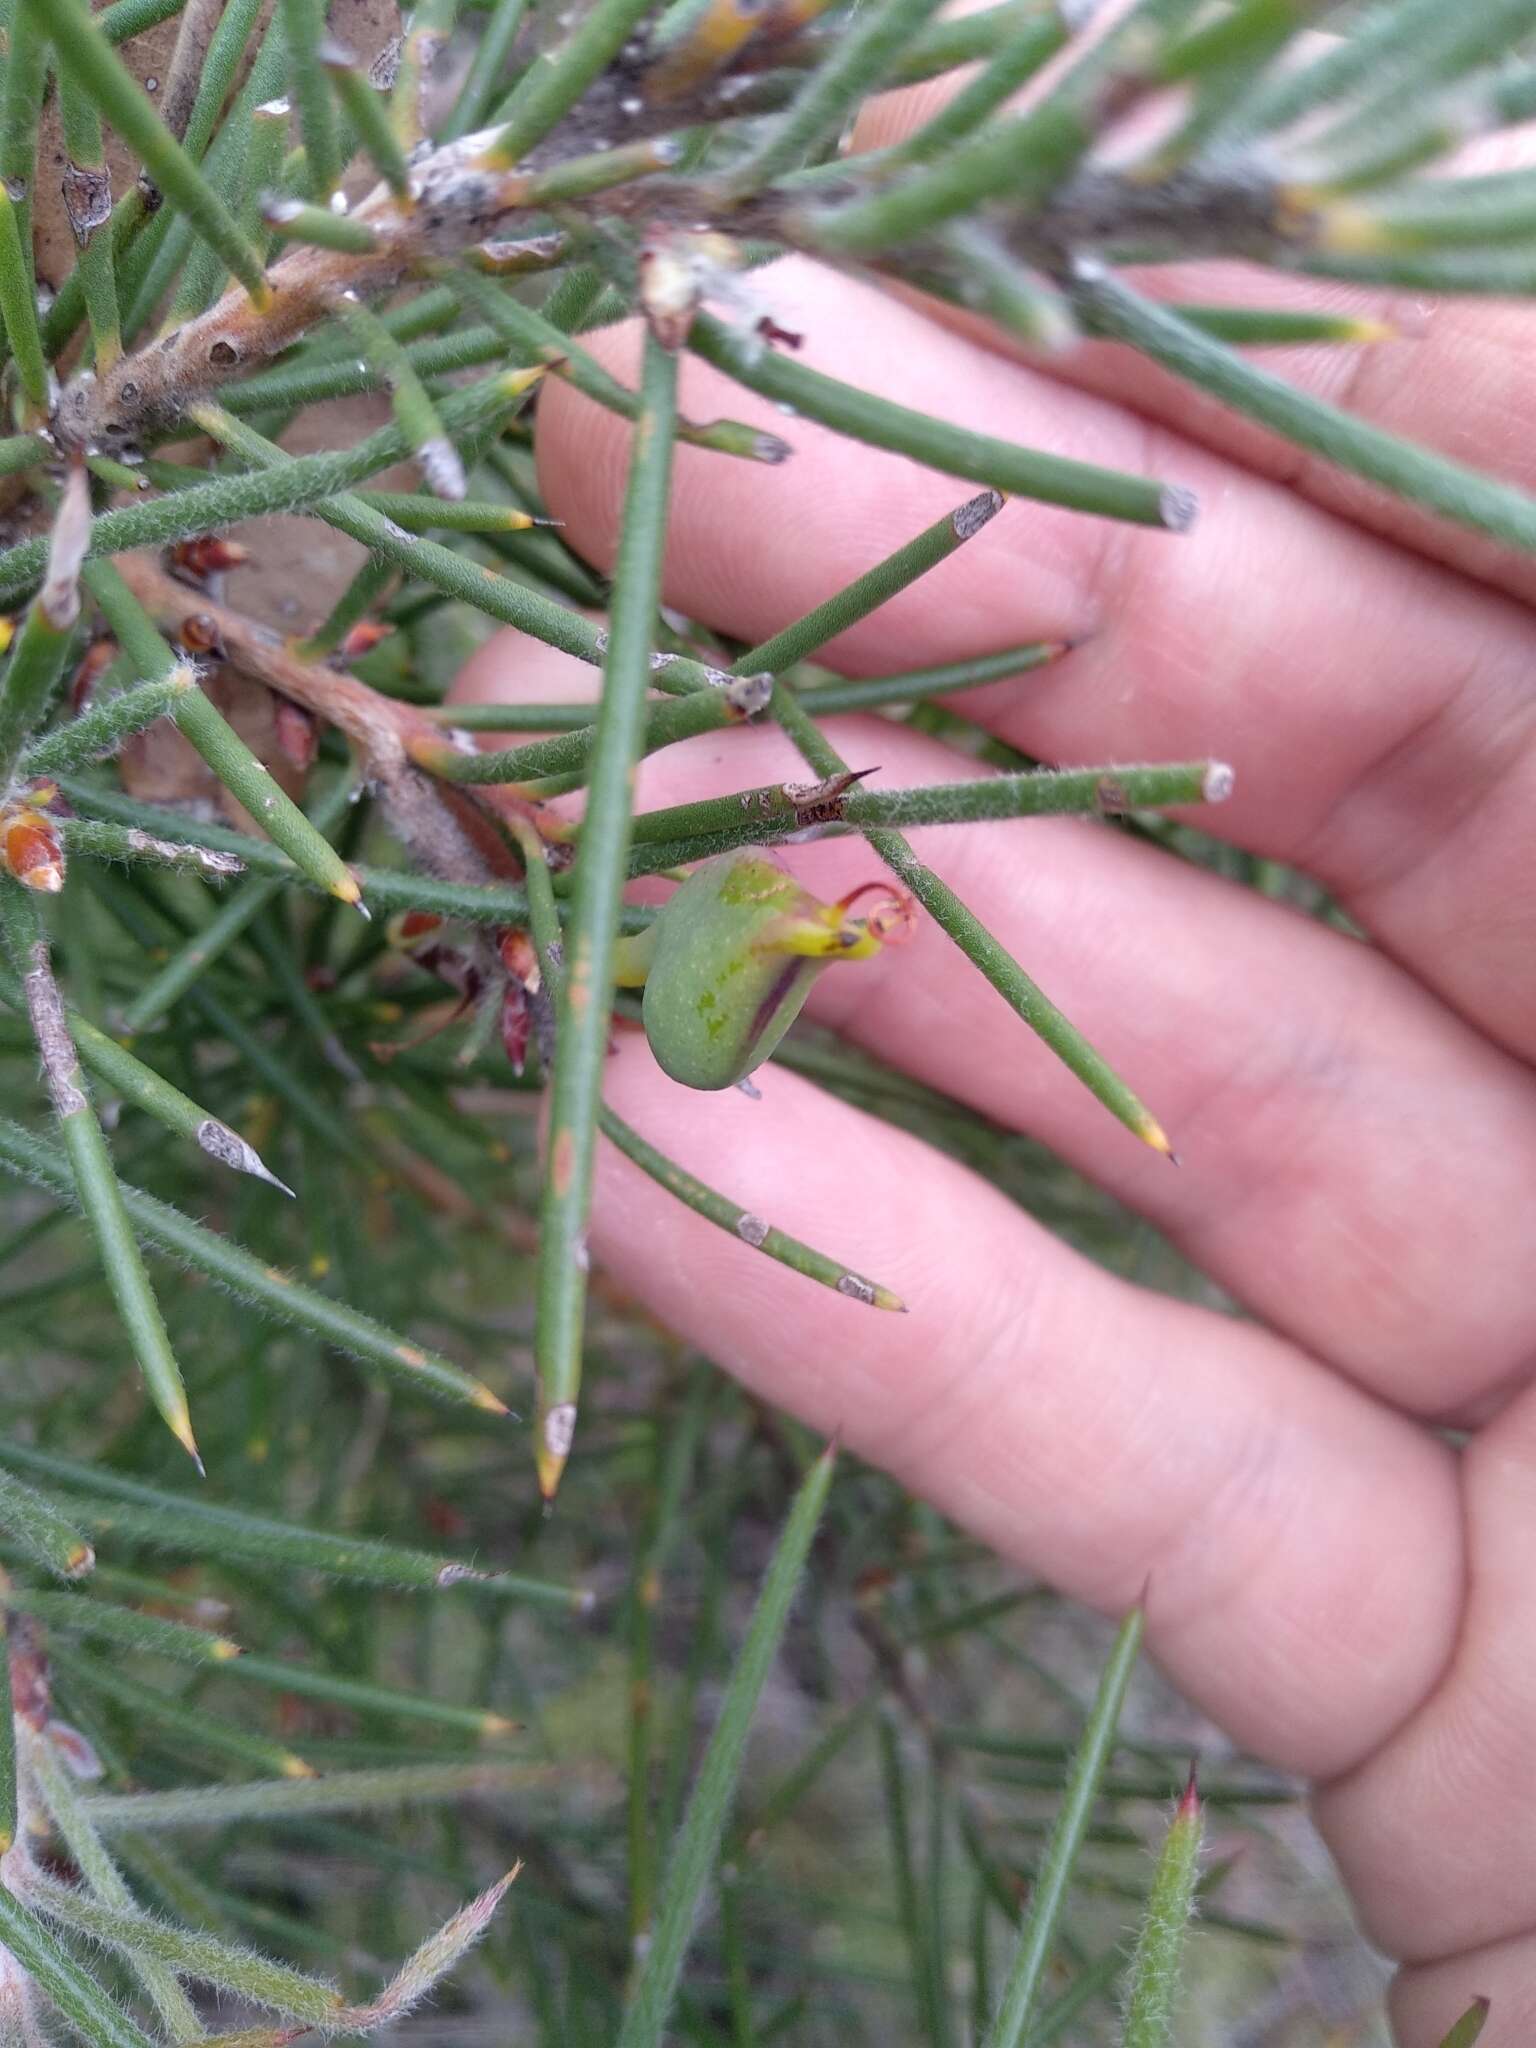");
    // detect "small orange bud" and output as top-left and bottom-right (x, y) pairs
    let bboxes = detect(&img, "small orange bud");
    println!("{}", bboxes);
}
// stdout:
(336, 619), (395, 663)
(3, 807), (65, 893)
(389, 908), (443, 949)
(170, 535), (251, 580)
(177, 612), (224, 658)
